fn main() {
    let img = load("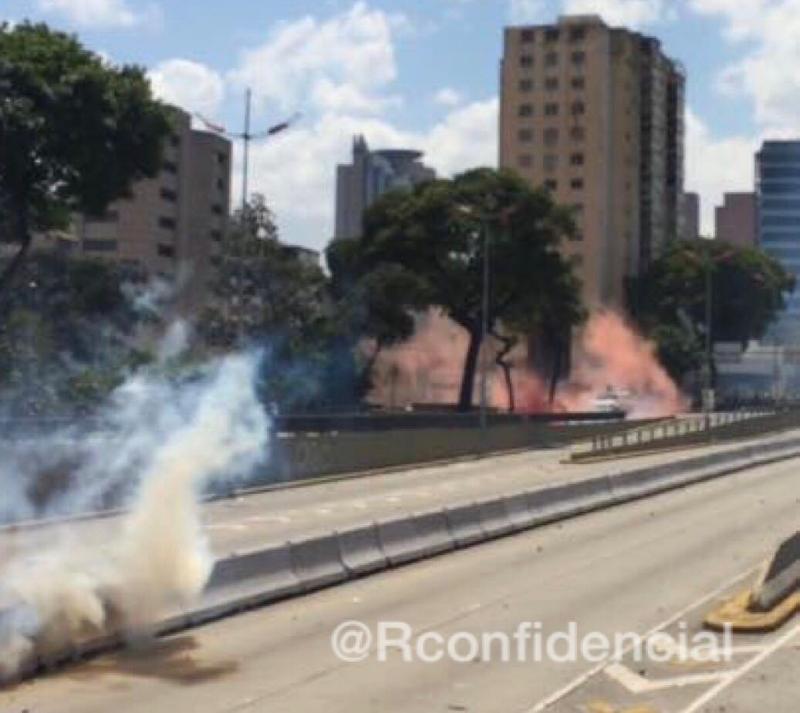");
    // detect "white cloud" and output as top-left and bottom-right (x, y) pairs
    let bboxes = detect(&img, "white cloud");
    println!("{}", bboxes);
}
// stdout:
(149, 59), (225, 119)
(684, 109), (758, 236)
(228, 2), (400, 116)
(239, 96), (498, 252)
(561, 0), (666, 27)
(508, 0), (547, 23)
(508, 0), (666, 25)
(422, 98), (499, 176)
(36, 0), (161, 29)
(689, 0), (800, 133)
(433, 87), (463, 107)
